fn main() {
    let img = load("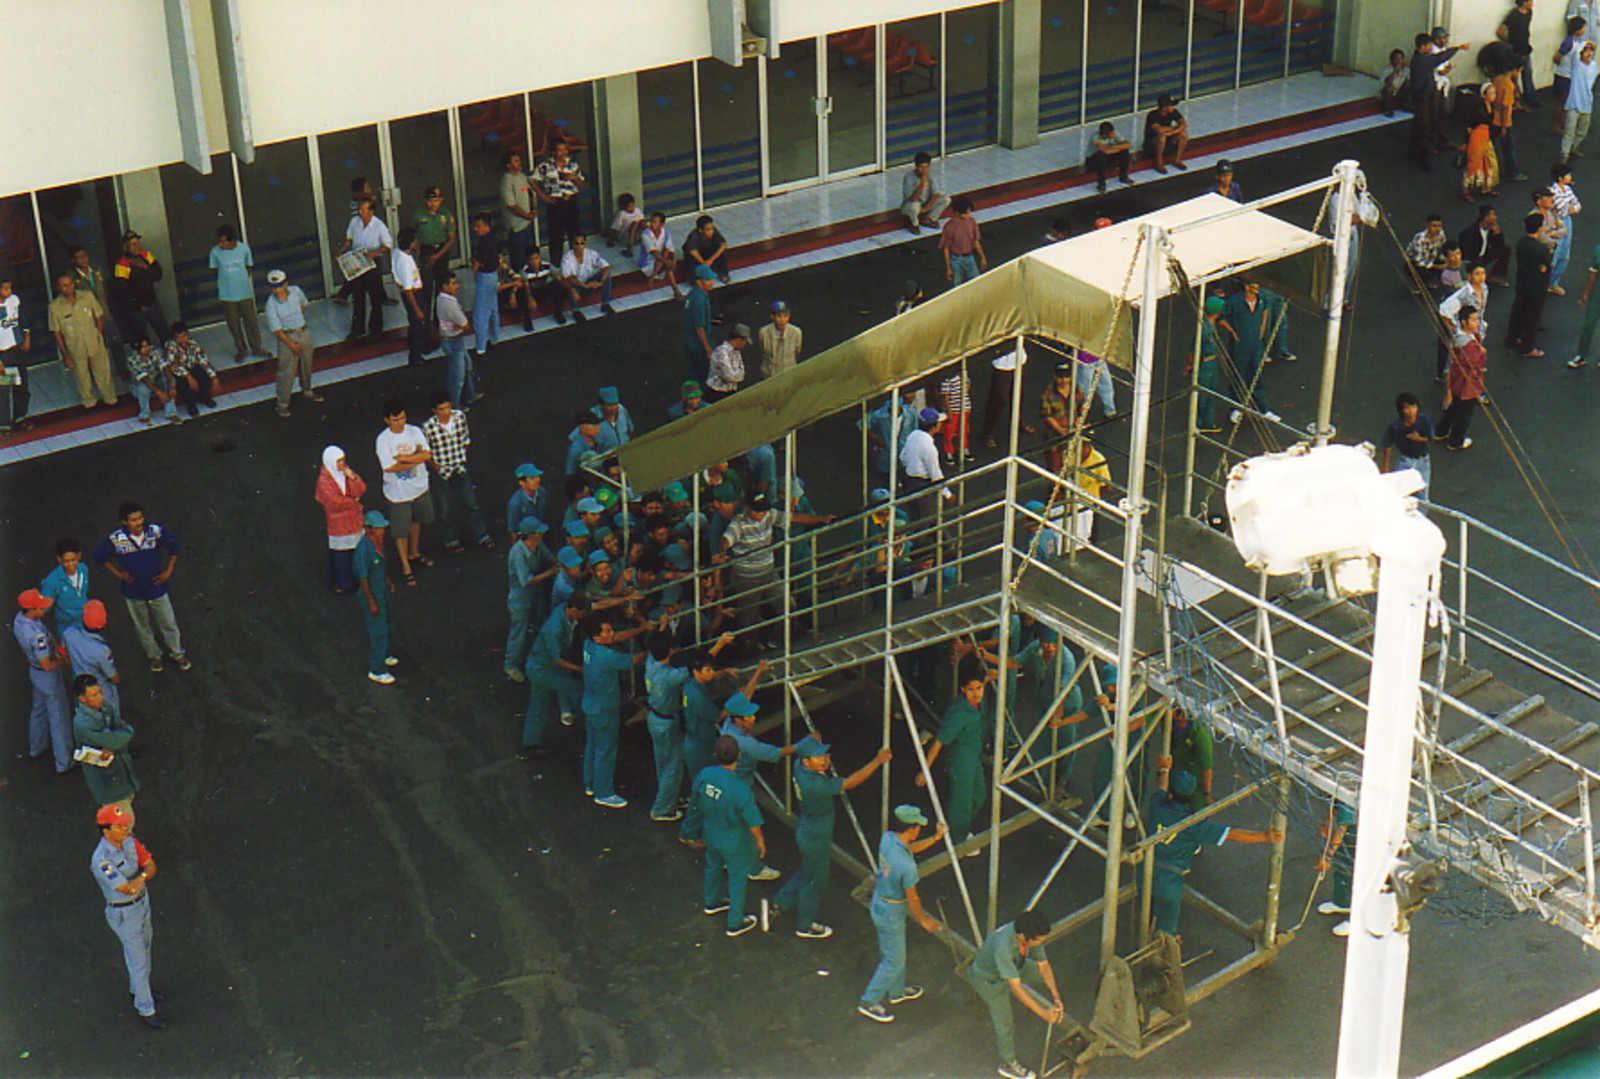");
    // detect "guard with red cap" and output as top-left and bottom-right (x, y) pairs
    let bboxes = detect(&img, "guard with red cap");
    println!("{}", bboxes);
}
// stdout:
(91, 804), (166, 1028)
(64, 598), (122, 713)
(14, 588), (74, 772)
